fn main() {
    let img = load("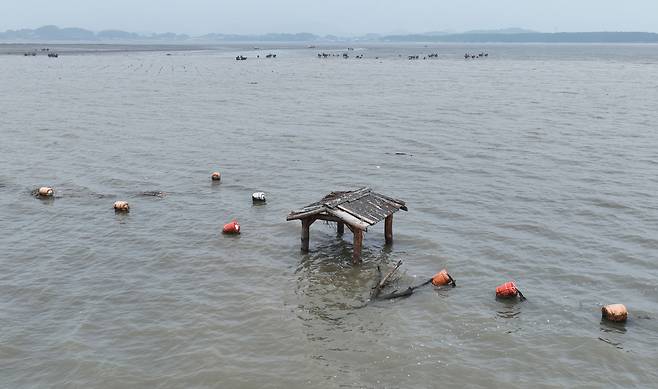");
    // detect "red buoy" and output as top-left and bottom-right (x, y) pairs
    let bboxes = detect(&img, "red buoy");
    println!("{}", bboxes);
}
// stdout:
(431, 269), (455, 287)
(223, 220), (240, 234)
(495, 281), (526, 300)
